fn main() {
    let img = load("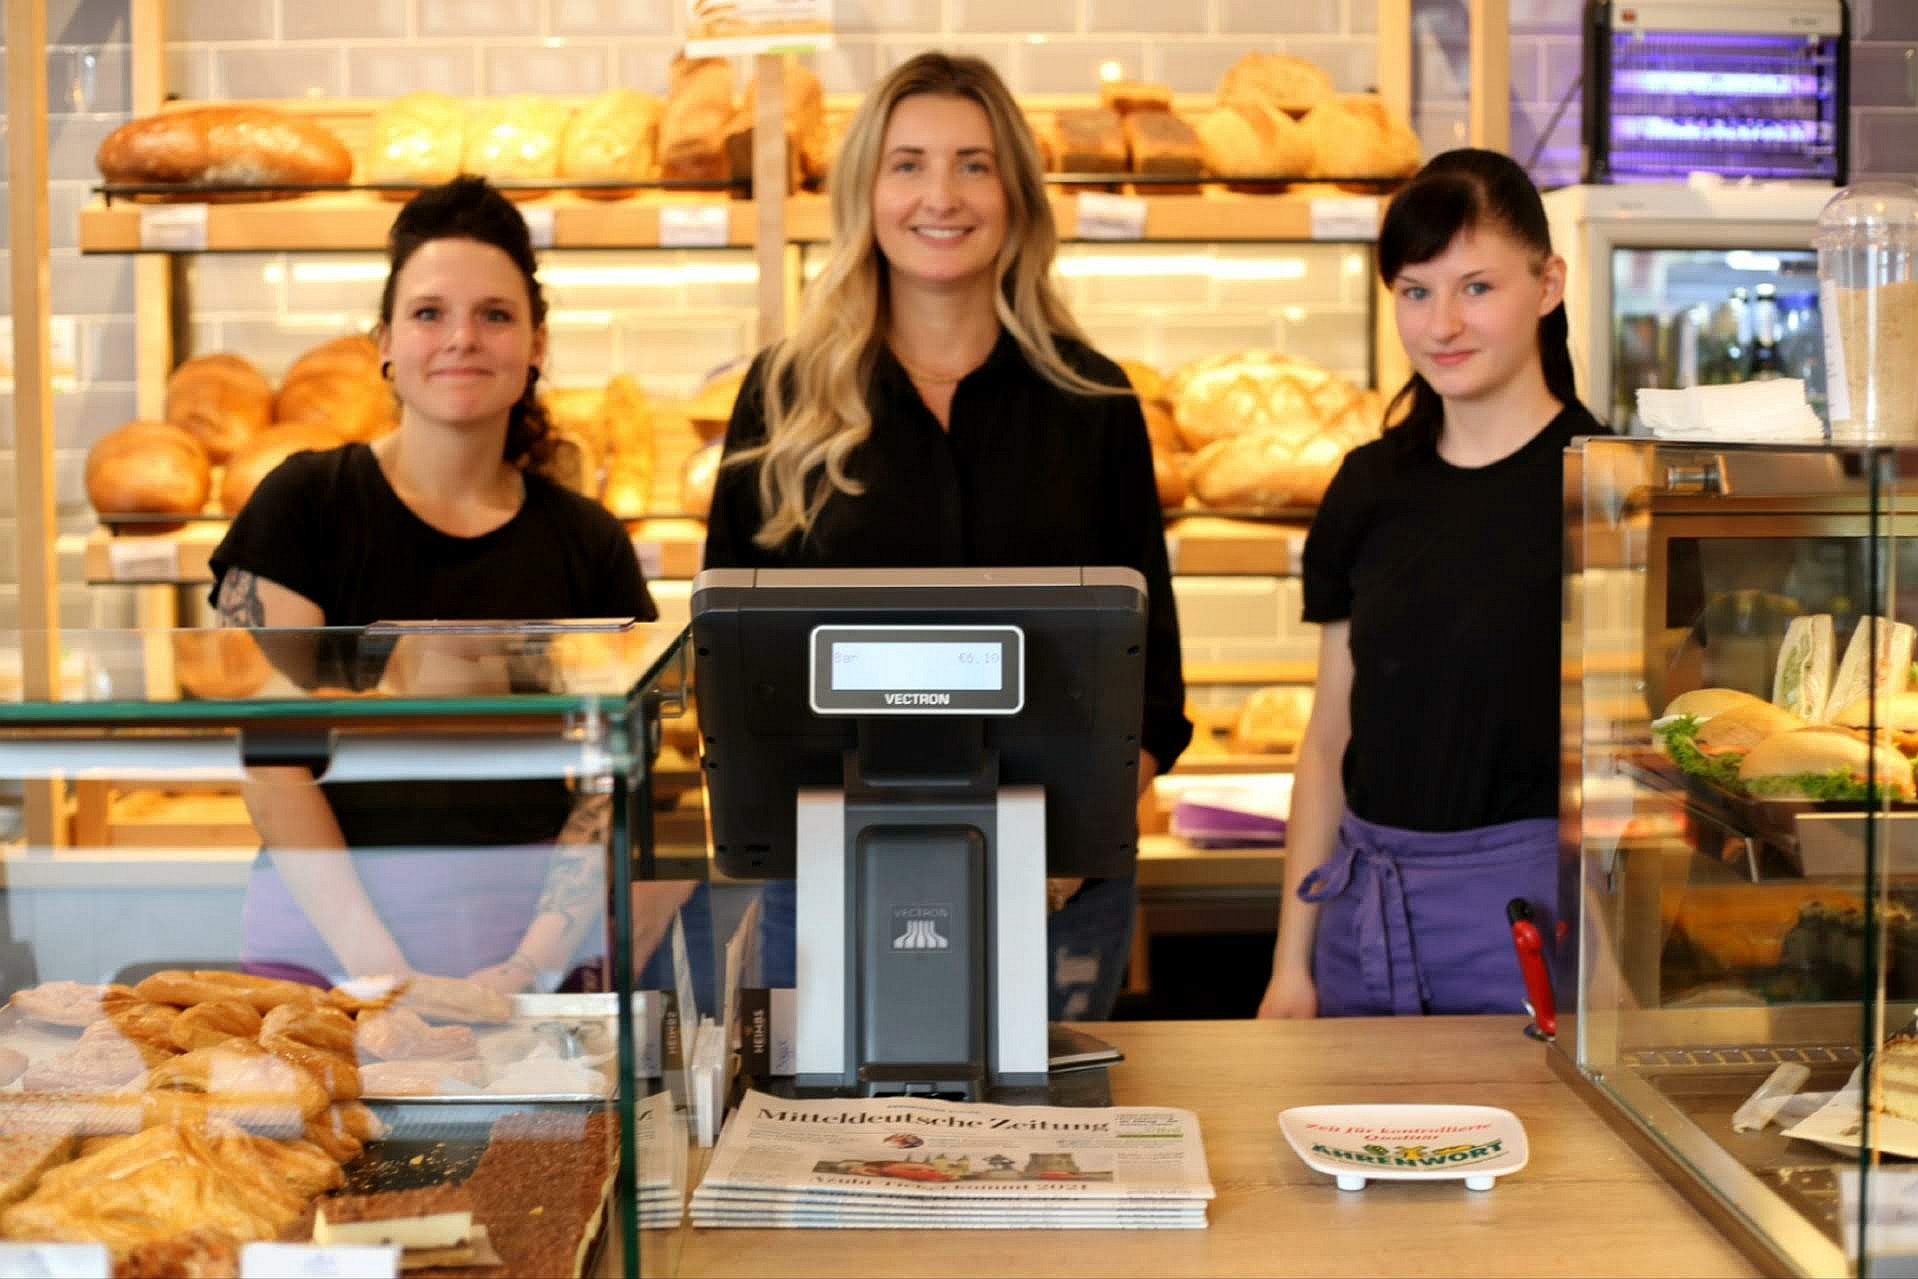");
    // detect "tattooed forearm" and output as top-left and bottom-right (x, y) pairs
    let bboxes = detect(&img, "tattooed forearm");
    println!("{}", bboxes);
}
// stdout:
(216, 569), (265, 627)
(537, 795), (611, 930)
